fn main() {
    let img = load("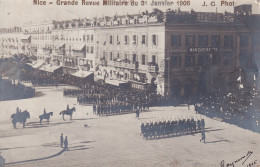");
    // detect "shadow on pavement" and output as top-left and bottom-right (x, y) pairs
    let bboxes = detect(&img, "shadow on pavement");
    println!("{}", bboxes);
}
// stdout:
(34, 91), (45, 98)
(139, 117), (157, 120)
(25, 121), (73, 129)
(69, 146), (93, 151)
(206, 140), (231, 144)
(0, 146), (28, 151)
(80, 141), (96, 144)
(72, 118), (98, 121)
(42, 142), (60, 148)
(5, 148), (65, 165)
